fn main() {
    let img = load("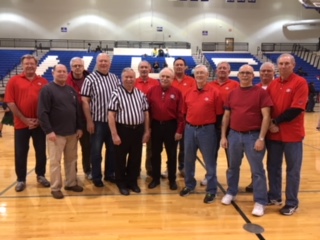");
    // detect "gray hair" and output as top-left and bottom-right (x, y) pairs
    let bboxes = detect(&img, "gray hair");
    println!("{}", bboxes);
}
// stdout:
(277, 53), (296, 65)
(216, 61), (231, 70)
(121, 67), (135, 78)
(260, 62), (275, 71)
(194, 64), (208, 73)
(159, 67), (174, 77)
(69, 57), (84, 68)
